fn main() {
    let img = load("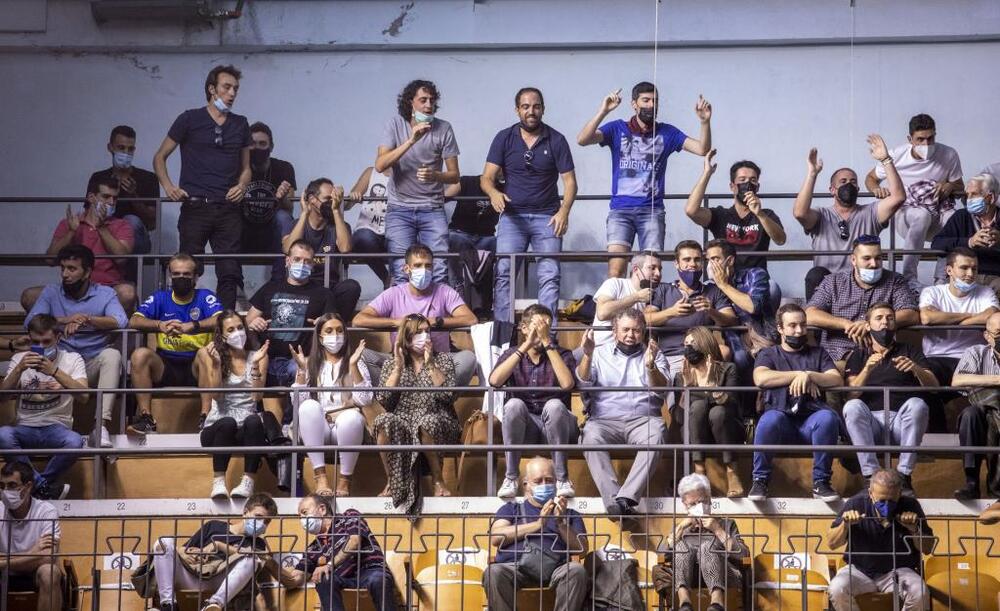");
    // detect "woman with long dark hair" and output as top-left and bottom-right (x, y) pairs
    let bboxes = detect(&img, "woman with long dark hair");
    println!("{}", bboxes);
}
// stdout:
(290, 313), (371, 497)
